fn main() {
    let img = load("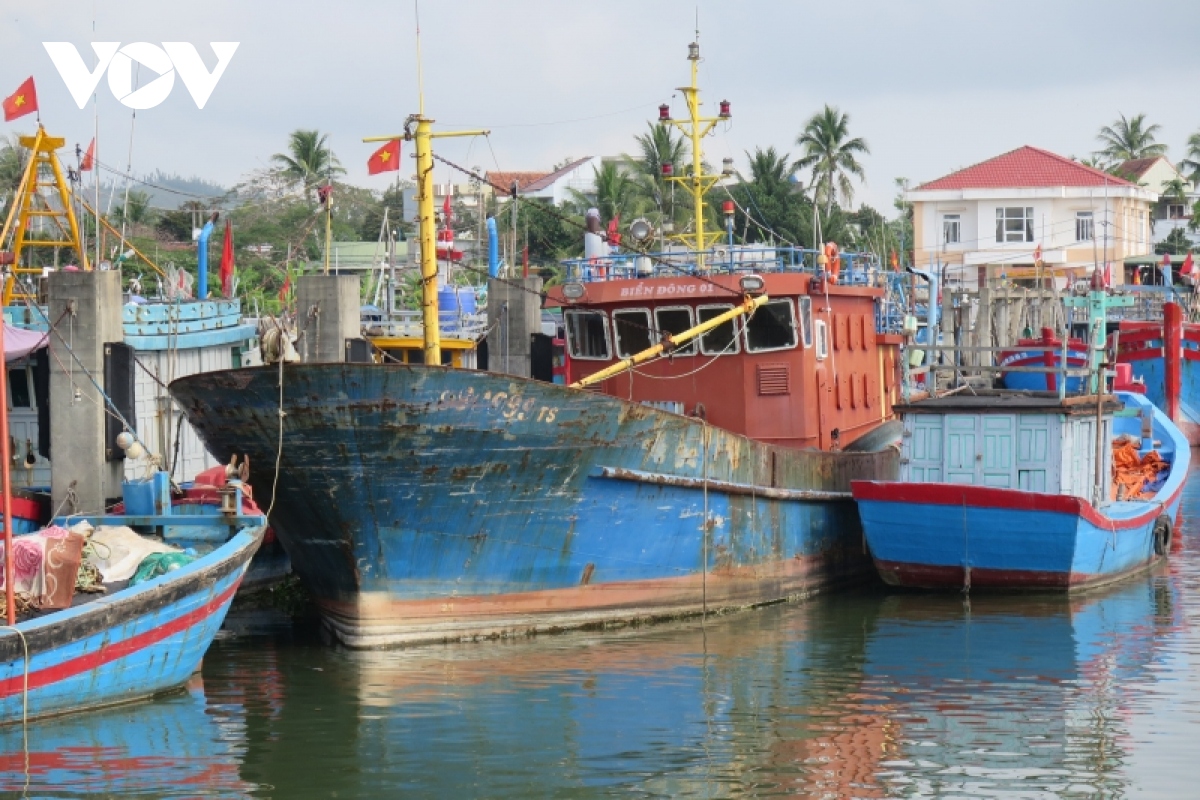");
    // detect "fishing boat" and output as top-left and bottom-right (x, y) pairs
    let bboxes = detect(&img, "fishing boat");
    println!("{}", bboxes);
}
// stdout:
(852, 297), (1189, 590)
(169, 40), (908, 647)
(0, 471), (266, 724)
(1116, 296), (1200, 445)
(999, 327), (1088, 393)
